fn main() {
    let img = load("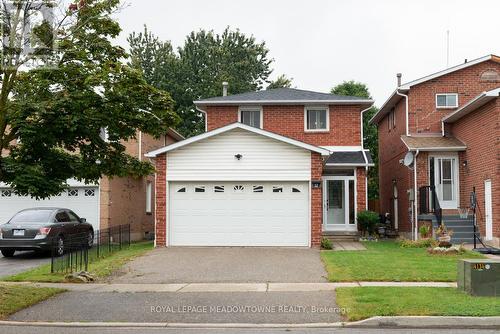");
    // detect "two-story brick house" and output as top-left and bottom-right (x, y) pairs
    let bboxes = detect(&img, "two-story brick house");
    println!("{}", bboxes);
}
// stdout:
(146, 88), (374, 247)
(0, 129), (183, 241)
(371, 54), (500, 247)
